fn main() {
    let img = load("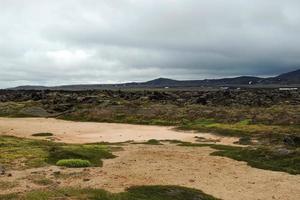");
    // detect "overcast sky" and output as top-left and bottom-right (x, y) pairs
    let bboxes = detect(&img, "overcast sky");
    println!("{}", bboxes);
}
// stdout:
(1, 0), (300, 88)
